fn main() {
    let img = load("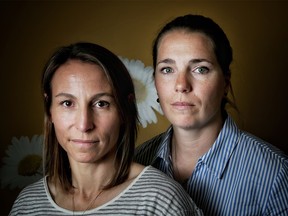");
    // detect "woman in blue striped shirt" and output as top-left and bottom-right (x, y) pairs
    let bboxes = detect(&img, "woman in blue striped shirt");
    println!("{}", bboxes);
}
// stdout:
(135, 14), (288, 215)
